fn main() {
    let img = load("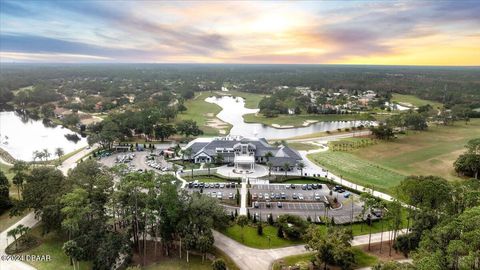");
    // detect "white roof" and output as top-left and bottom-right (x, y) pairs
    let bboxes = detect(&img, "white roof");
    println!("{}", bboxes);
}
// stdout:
(234, 155), (255, 163)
